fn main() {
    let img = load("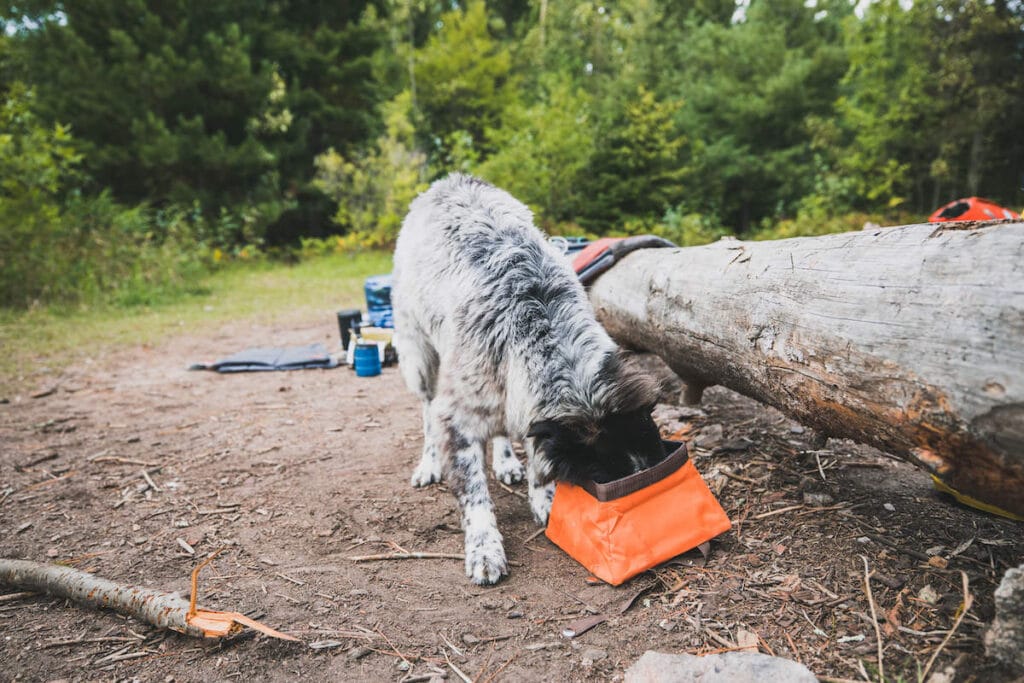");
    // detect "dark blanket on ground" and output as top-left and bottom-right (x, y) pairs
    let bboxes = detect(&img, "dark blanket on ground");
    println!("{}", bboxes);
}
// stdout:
(189, 343), (339, 372)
